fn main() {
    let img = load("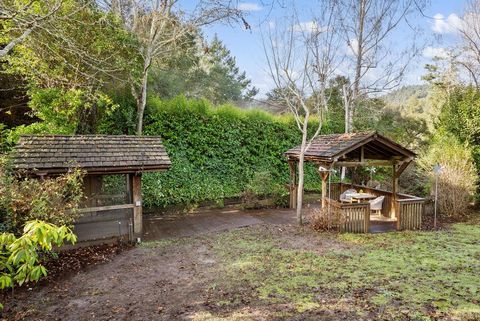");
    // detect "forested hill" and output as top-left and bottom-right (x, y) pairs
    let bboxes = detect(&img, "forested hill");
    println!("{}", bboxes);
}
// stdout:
(380, 84), (443, 129)
(382, 85), (429, 107)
